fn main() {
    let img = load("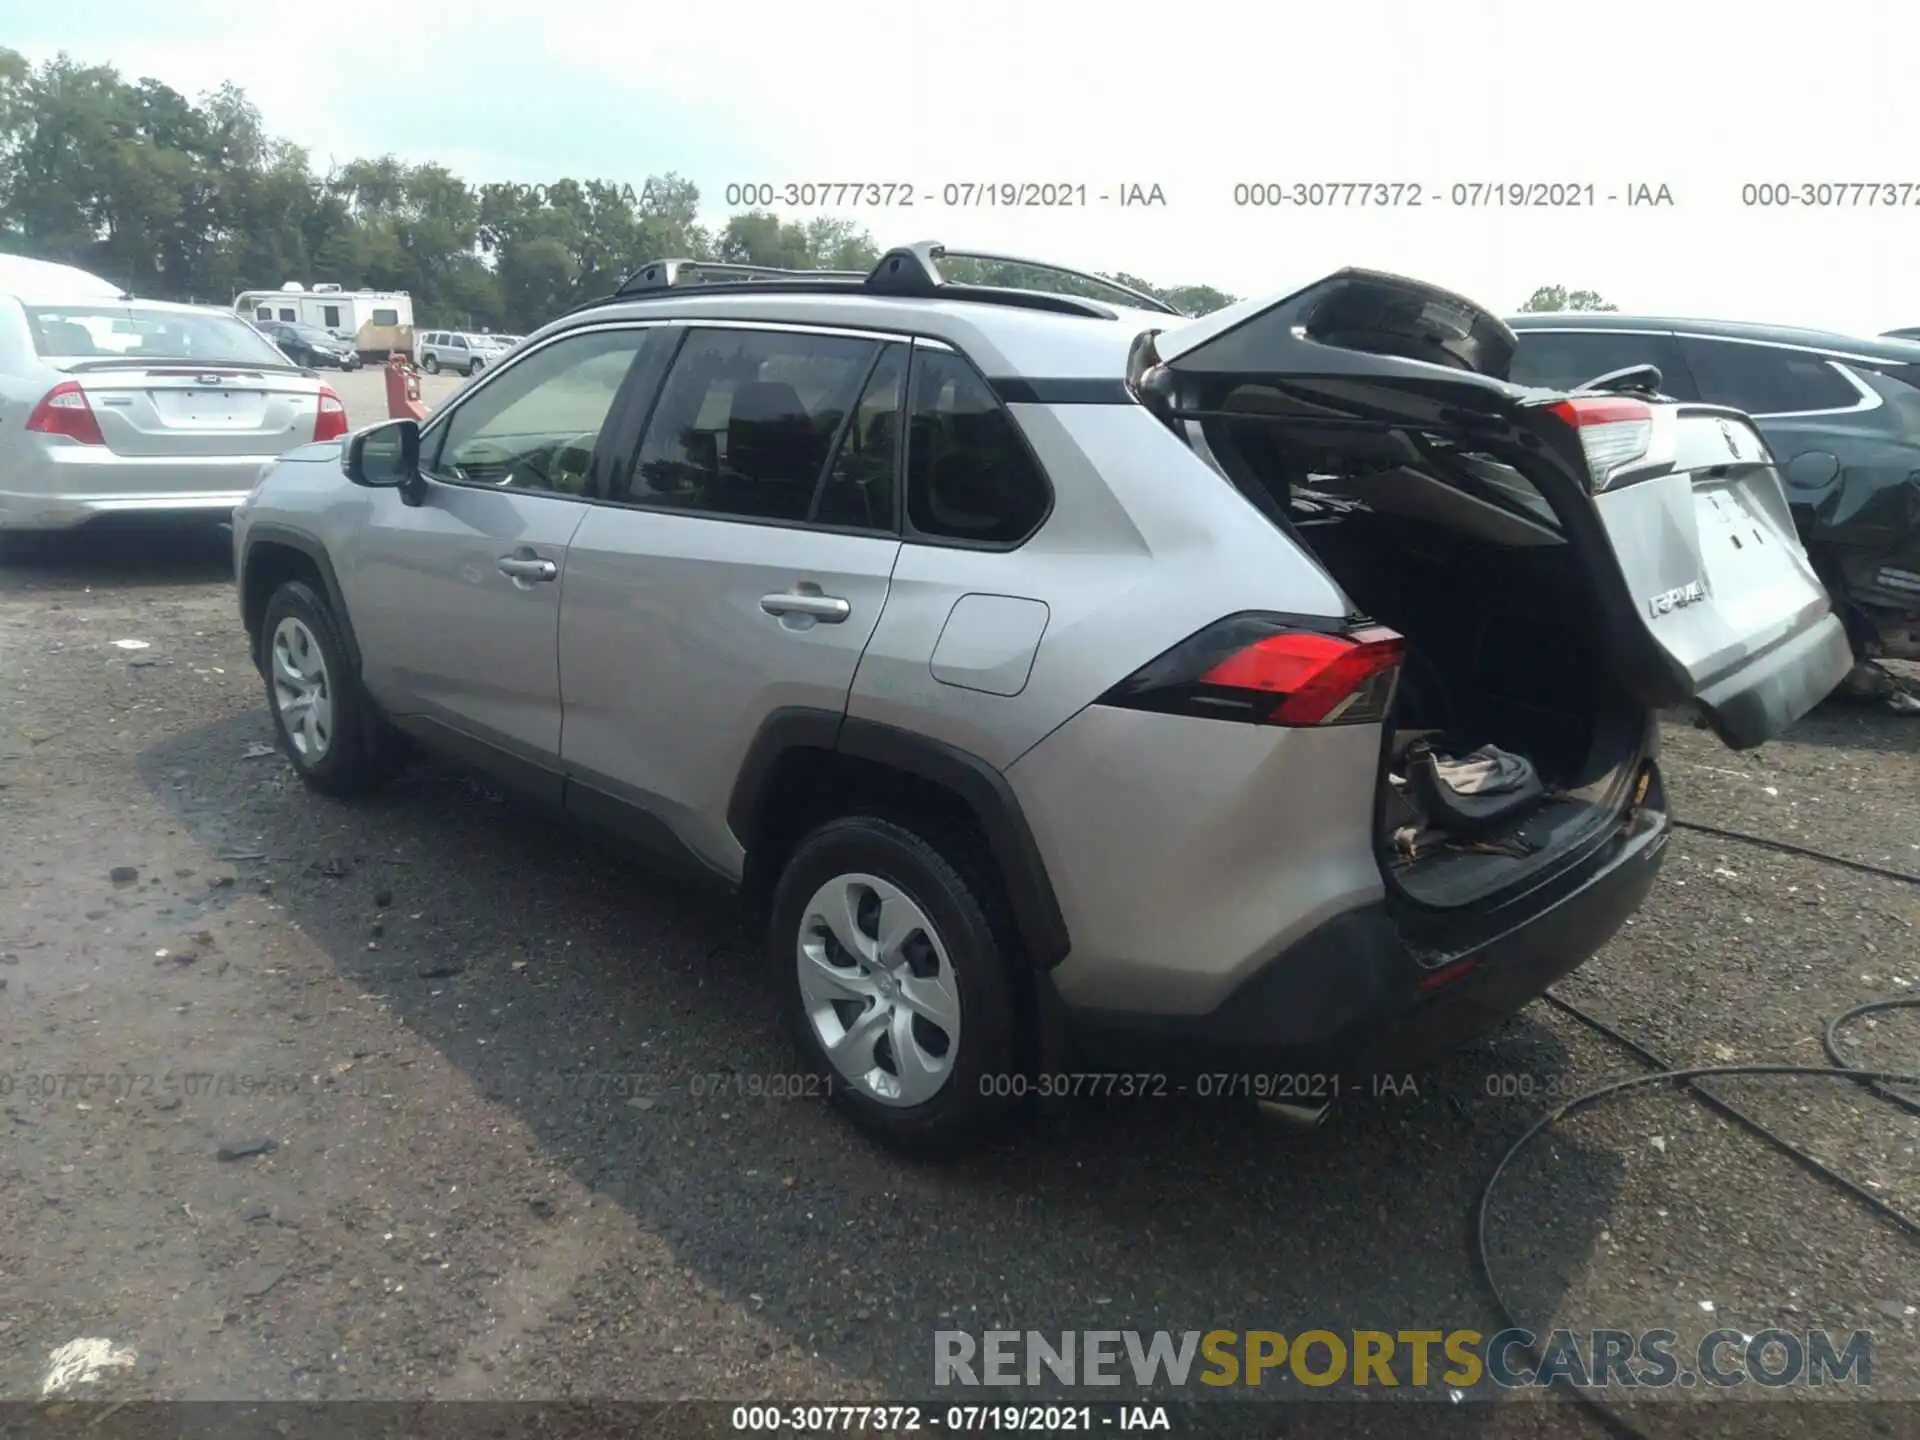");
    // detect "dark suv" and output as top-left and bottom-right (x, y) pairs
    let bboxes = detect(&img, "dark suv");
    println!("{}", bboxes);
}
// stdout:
(1509, 315), (1920, 699)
